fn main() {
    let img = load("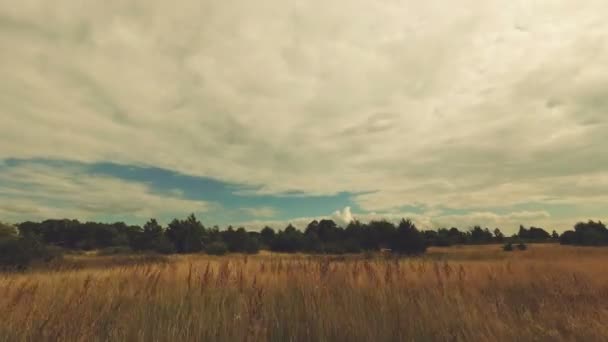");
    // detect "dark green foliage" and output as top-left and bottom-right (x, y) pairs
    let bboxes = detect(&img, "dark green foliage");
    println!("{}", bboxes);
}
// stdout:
(390, 219), (427, 255)
(518, 225), (551, 242)
(221, 227), (260, 254)
(503, 242), (514, 252)
(363, 220), (397, 250)
(560, 221), (608, 246)
(469, 226), (495, 244)
(0, 235), (61, 270)
(18, 219), (138, 250)
(493, 228), (505, 243)
(10, 213), (607, 259)
(559, 230), (578, 245)
(205, 241), (228, 255)
(341, 238), (363, 254)
(260, 226), (276, 247)
(166, 214), (205, 253)
(132, 219), (175, 254)
(270, 224), (304, 253)
(517, 242), (528, 251)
